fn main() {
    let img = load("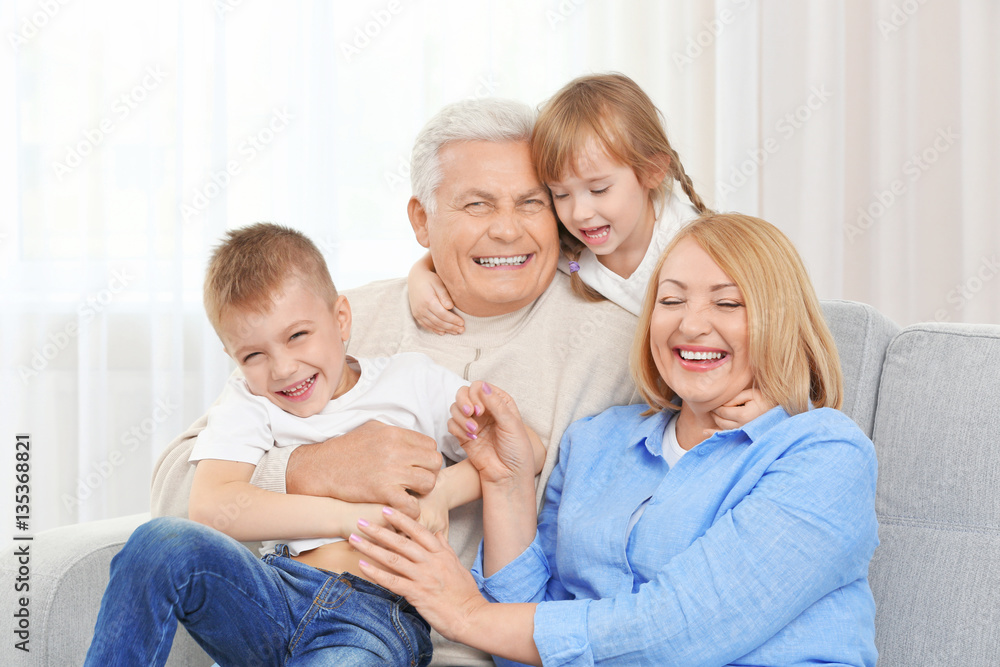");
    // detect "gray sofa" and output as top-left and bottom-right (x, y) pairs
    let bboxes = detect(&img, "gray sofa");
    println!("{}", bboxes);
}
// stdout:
(4, 300), (999, 666)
